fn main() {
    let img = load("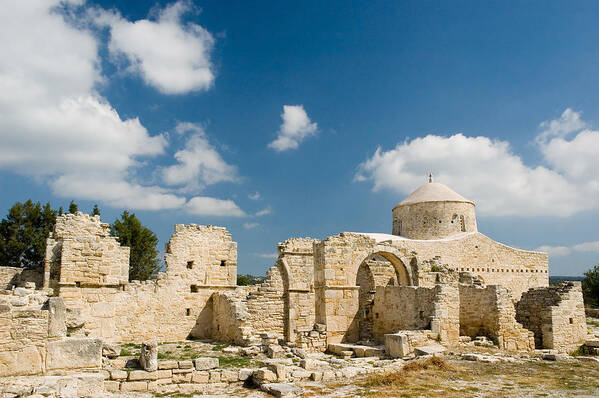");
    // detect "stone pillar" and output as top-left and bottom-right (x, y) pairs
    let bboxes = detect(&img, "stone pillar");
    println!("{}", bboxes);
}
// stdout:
(139, 340), (158, 371)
